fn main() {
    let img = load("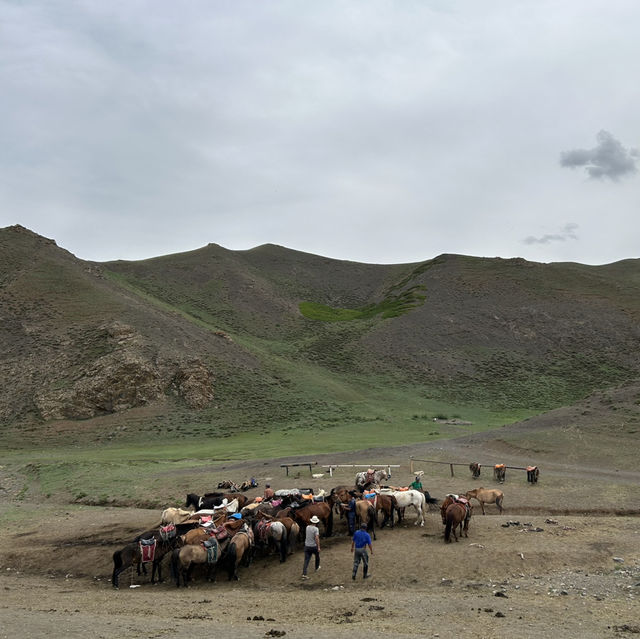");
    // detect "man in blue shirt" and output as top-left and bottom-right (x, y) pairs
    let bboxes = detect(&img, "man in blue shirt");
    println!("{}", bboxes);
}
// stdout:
(351, 523), (373, 580)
